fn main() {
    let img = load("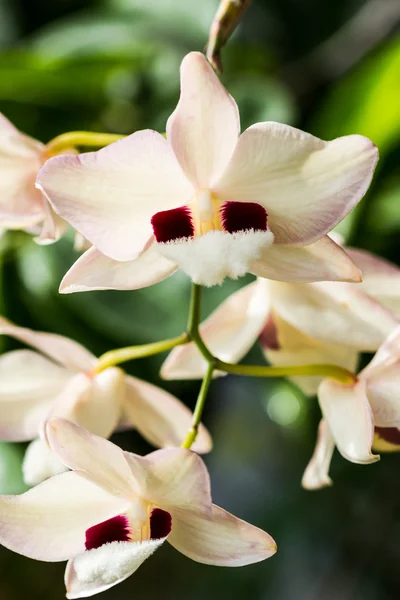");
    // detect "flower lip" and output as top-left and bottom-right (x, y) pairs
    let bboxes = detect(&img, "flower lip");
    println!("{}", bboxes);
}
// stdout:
(150, 508), (172, 540)
(375, 426), (400, 445)
(221, 201), (268, 234)
(151, 206), (194, 243)
(85, 515), (131, 551)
